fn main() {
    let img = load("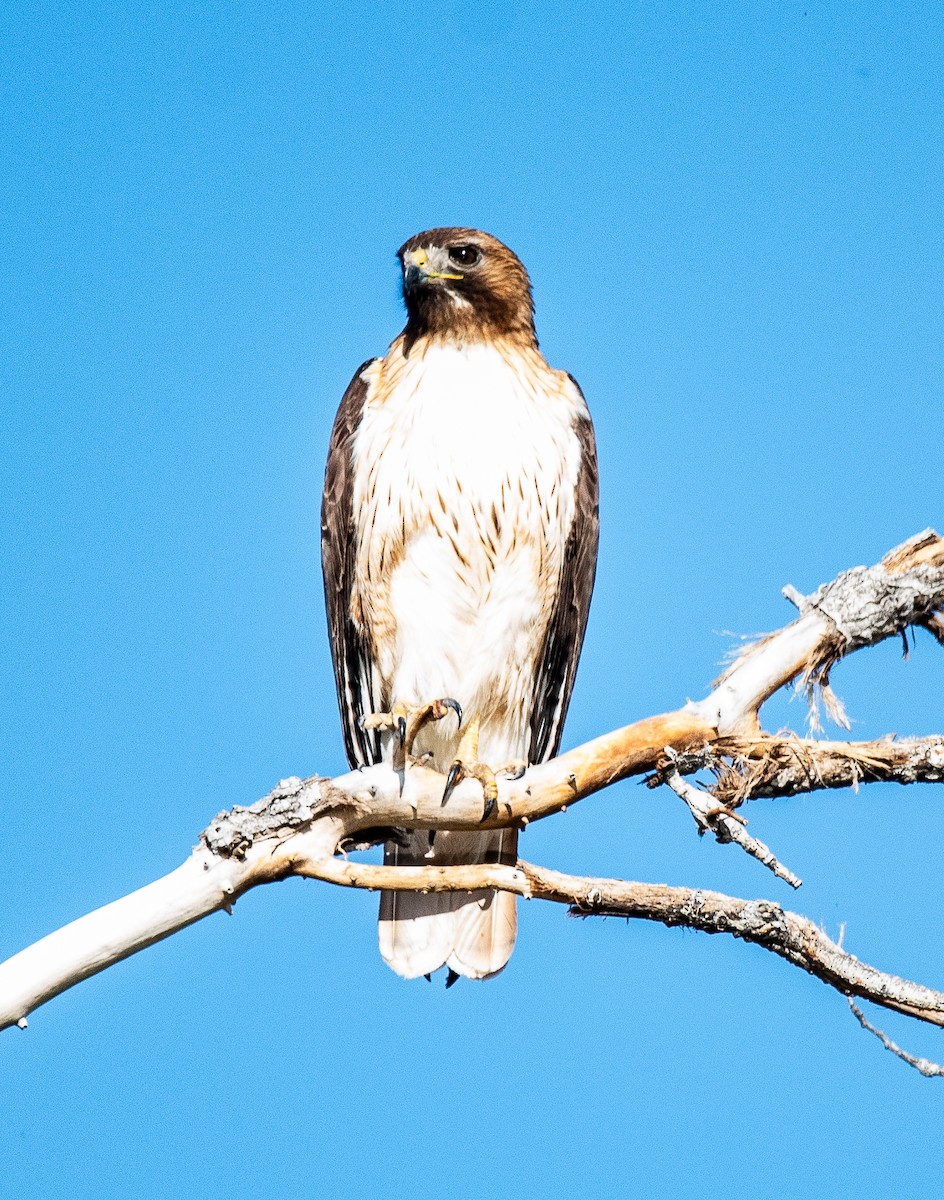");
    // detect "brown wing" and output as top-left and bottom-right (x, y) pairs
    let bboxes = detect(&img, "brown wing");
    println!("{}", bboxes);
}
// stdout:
(321, 360), (383, 768)
(528, 385), (599, 764)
